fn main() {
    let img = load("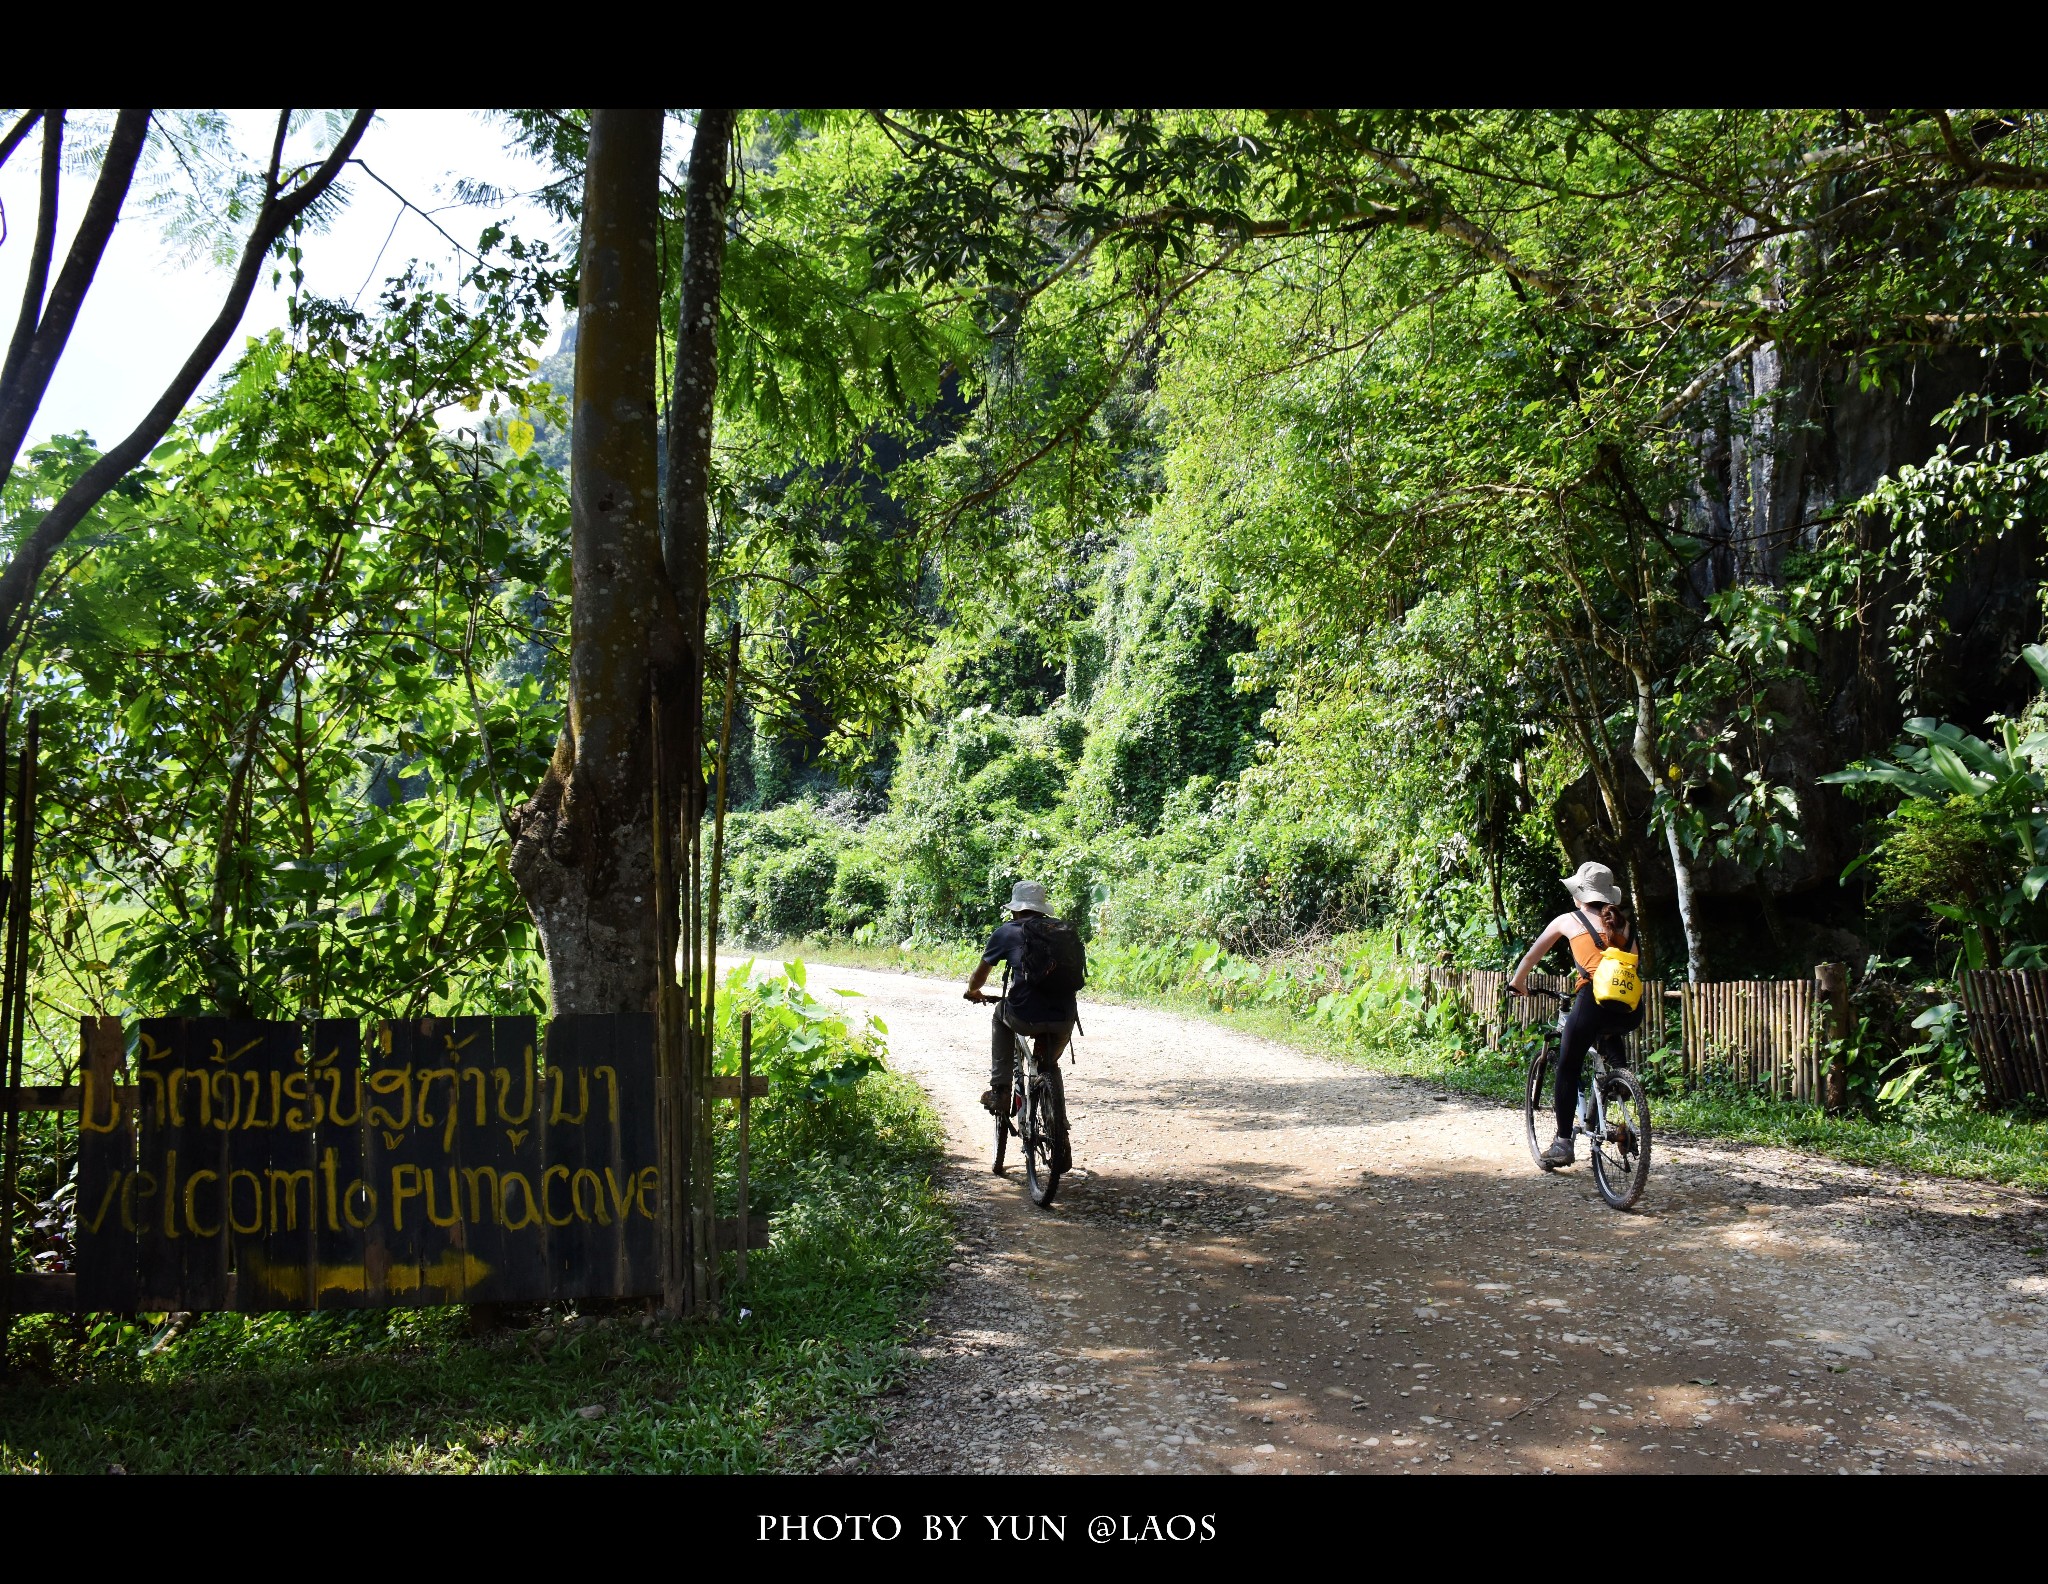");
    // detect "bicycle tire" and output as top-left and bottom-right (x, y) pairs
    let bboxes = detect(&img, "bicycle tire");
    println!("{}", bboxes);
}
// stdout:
(1524, 1042), (1559, 1170)
(1023, 1061), (1066, 1209)
(992, 1106), (1009, 1174)
(1589, 1066), (1652, 1210)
